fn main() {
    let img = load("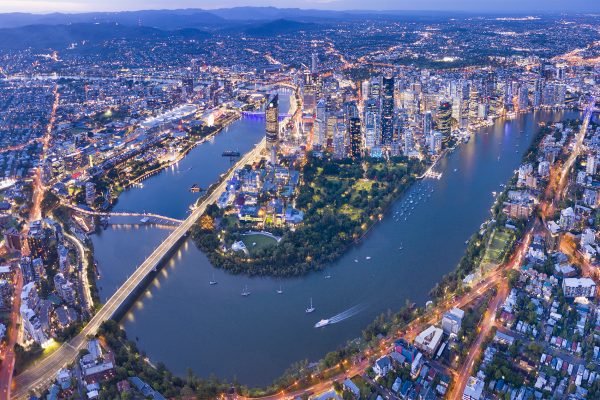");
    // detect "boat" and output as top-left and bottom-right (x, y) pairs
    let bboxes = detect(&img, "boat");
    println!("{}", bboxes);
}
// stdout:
(365, 256), (371, 260)
(315, 319), (330, 328)
(140, 217), (150, 224)
(306, 298), (315, 313)
(354, 259), (358, 263)
(324, 273), (332, 279)
(222, 150), (241, 157)
(241, 285), (250, 297)
(276, 285), (283, 294)
(209, 274), (217, 285)
(190, 184), (202, 193)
